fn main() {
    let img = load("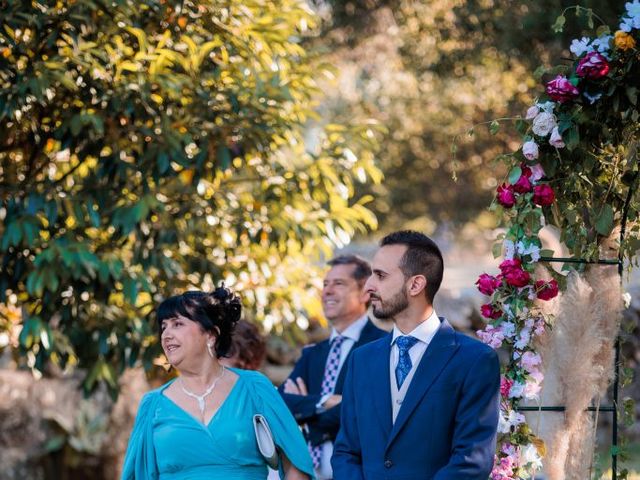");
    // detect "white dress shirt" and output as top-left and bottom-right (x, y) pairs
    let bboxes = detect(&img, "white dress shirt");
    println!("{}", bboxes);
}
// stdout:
(389, 310), (440, 423)
(315, 314), (369, 480)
